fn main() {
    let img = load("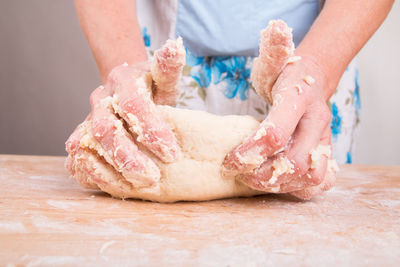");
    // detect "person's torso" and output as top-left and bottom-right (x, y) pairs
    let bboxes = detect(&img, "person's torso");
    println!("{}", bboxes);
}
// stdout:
(137, 0), (321, 56)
